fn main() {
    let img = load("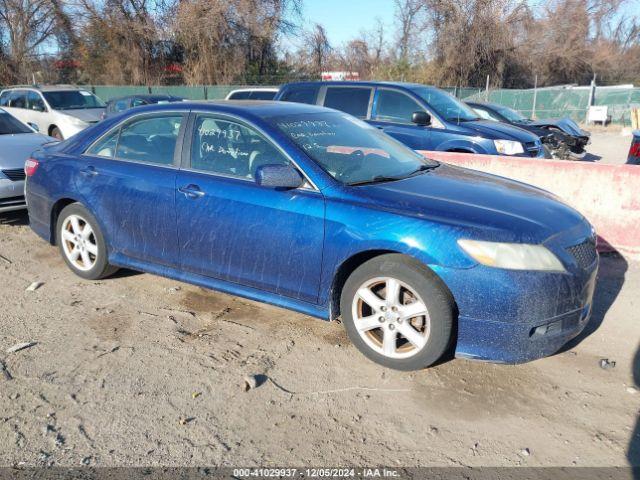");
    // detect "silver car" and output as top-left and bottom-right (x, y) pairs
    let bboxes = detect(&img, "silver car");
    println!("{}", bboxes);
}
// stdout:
(0, 109), (55, 213)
